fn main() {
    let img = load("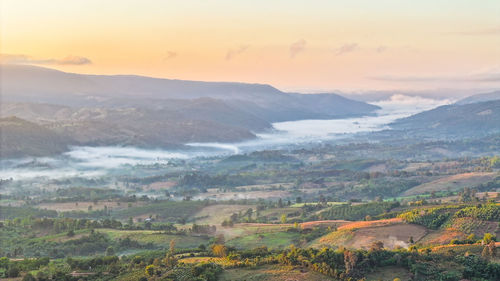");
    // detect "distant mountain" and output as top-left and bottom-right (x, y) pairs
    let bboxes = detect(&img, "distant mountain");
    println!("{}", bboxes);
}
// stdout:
(0, 64), (380, 157)
(1, 64), (379, 121)
(455, 90), (500, 105)
(0, 117), (72, 158)
(390, 100), (500, 139)
(0, 101), (265, 152)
